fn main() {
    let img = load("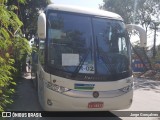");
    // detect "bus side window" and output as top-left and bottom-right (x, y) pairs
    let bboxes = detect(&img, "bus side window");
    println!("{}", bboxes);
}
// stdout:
(39, 40), (45, 66)
(118, 37), (127, 55)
